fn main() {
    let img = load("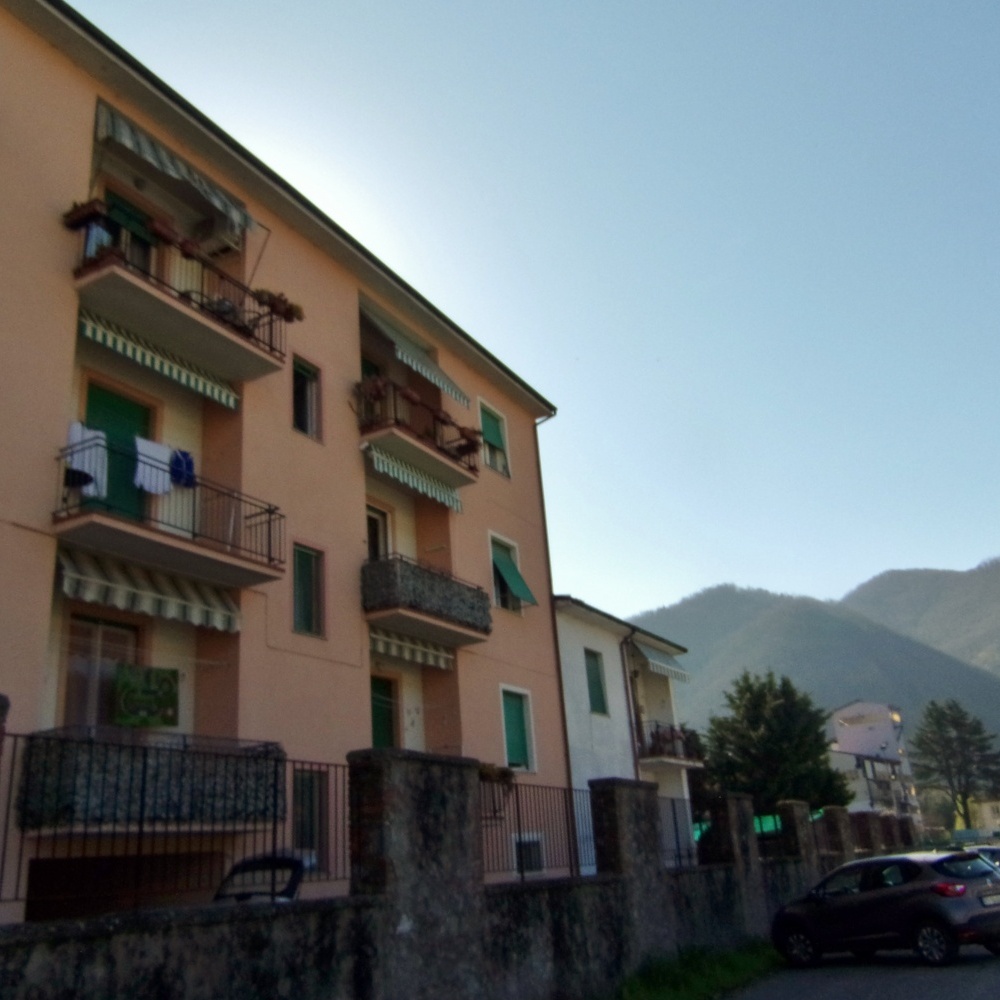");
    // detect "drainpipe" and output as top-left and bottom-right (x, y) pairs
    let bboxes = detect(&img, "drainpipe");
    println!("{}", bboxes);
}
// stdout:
(620, 630), (641, 779)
